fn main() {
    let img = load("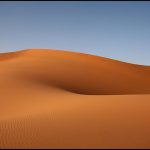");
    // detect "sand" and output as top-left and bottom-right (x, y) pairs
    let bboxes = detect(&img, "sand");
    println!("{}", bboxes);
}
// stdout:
(0, 49), (150, 148)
